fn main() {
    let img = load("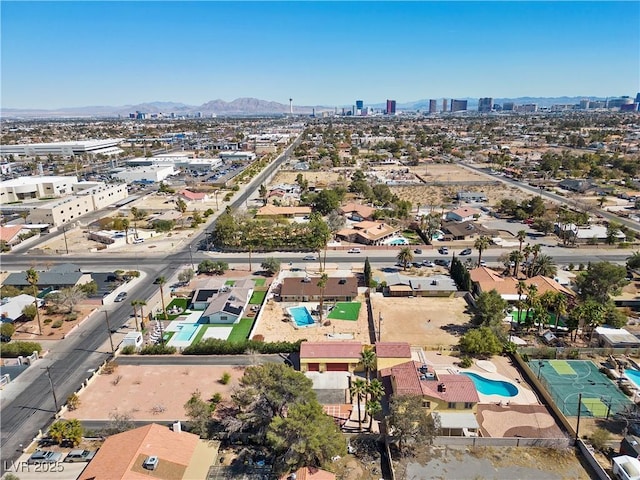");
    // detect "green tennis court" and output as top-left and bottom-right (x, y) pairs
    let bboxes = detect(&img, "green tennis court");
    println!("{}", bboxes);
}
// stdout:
(549, 360), (577, 375)
(529, 359), (631, 417)
(327, 302), (361, 321)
